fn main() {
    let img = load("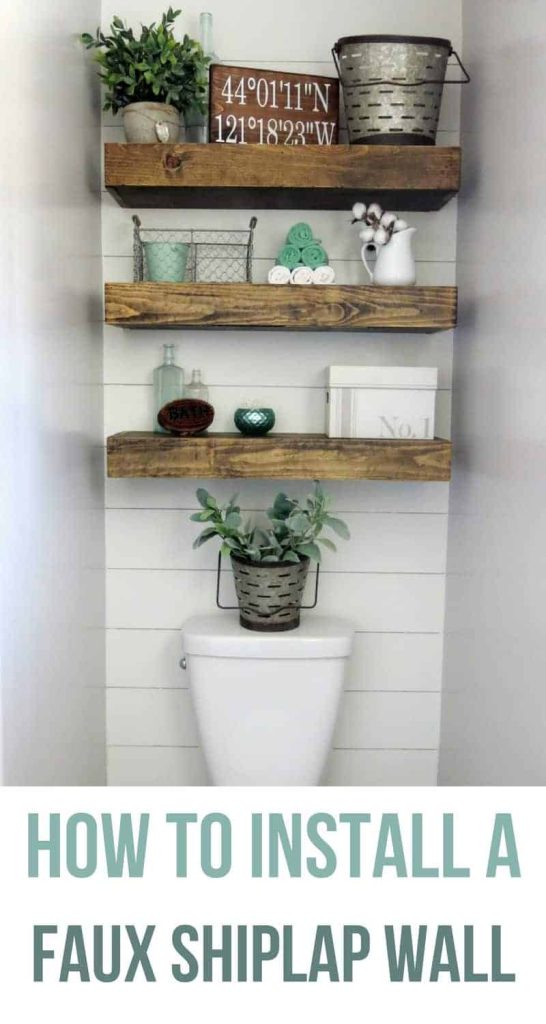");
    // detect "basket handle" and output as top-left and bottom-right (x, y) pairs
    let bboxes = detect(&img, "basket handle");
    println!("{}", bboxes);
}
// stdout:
(216, 551), (320, 611)
(443, 48), (471, 84)
(216, 551), (238, 610)
(331, 44), (470, 85)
